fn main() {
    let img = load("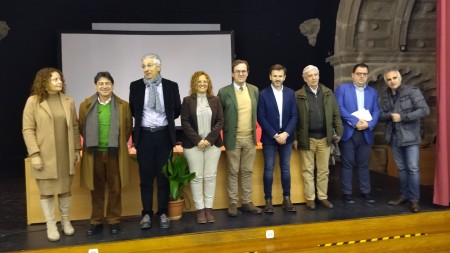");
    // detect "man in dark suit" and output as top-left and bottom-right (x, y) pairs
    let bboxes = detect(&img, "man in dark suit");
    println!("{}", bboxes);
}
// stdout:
(218, 59), (262, 216)
(335, 63), (380, 205)
(257, 64), (298, 213)
(129, 53), (181, 229)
